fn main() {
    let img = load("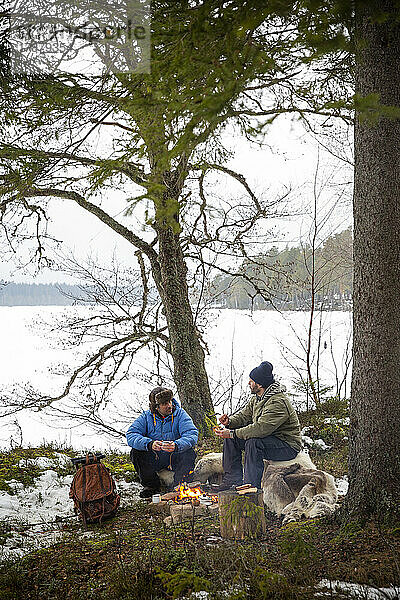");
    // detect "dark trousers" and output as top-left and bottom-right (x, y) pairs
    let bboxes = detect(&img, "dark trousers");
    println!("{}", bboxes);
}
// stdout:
(130, 447), (196, 489)
(223, 435), (298, 488)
